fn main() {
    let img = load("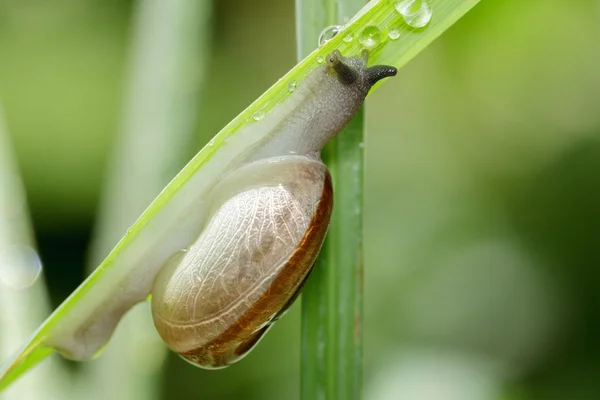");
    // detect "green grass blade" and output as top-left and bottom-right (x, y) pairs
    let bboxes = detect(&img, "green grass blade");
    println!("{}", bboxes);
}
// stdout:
(0, 0), (481, 392)
(299, 0), (481, 399)
(295, 1), (336, 397)
(297, 1), (366, 399)
(300, 110), (366, 400)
